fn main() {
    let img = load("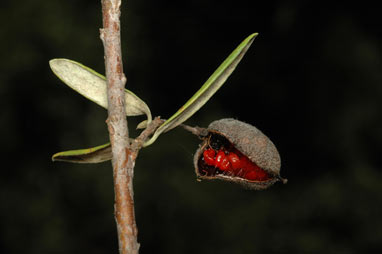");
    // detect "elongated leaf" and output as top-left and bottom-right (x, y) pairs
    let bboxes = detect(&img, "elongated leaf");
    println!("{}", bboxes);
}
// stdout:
(144, 33), (258, 146)
(52, 143), (112, 163)
(49, 58), (152, 125)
